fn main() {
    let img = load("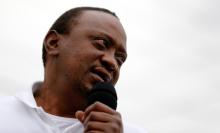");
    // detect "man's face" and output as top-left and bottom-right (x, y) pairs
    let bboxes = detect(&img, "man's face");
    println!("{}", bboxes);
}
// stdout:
(56, 10), (127, 93)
